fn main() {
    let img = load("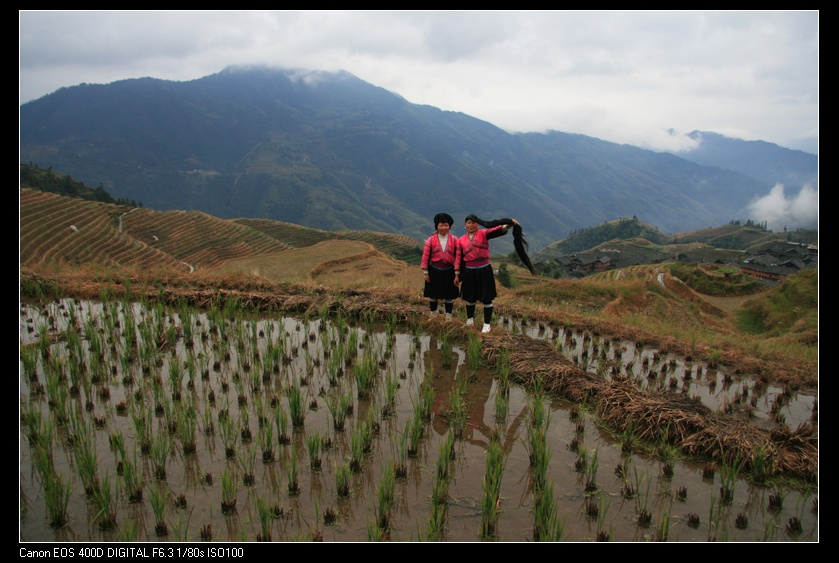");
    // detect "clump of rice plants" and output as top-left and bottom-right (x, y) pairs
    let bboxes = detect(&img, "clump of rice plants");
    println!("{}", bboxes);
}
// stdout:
(426, 431), (456, 541)
(274, 404), (291, 445)
(480, 437), (507, 539)
(306, 430), (324, 470)
(221, 466), (238, 514)
(288, 375), (307, 429)
(91, 472), (118, 530)
(240, 444), (257, 486)
(633, 469), (653, 527)
(258, 416), (275, 463)
(654, 503), (671, 541)
(533, 480), (565, 542)
(405, 416), (424, 458)
(335, 461), (351, 499)
(286, 444), (300, 495)
(327, 389), (352, 432)
(466, 332), (482, 371)
(150, 432), (171, 480)
(374, 460), (396, 531)
(254, 494), (274, 542)
(718, 453), (745, 505)
(149, 482), (170, 536)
